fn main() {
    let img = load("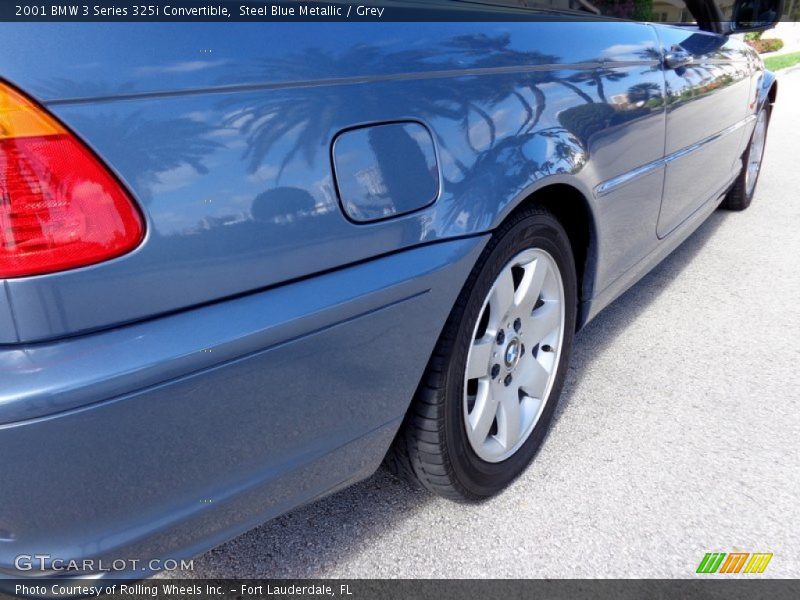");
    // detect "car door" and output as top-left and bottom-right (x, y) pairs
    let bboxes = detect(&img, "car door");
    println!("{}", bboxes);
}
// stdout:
(655, 26), (752, 237)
